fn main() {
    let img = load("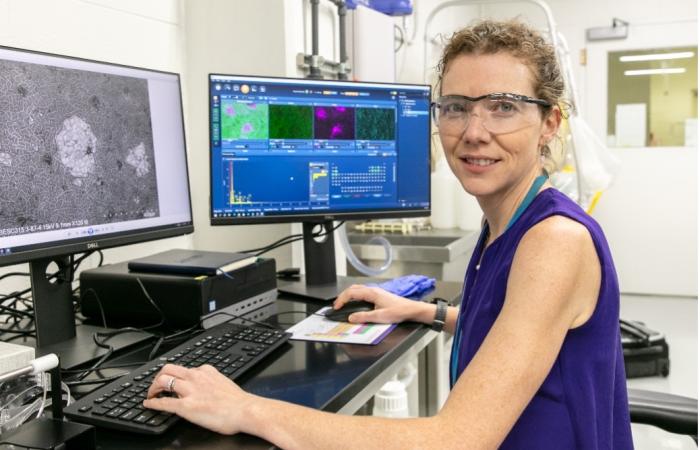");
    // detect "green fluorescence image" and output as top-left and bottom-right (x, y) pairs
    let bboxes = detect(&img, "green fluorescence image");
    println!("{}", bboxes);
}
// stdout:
(356, 108), (396, 141)
(221, 100), (269, 140)
(269, 104), (313, 139)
